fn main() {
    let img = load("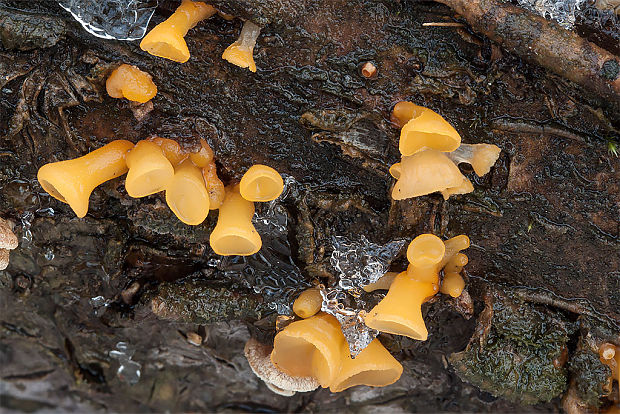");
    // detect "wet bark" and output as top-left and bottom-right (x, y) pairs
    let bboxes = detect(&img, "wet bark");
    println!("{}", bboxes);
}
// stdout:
(0, 0), (618, 412)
